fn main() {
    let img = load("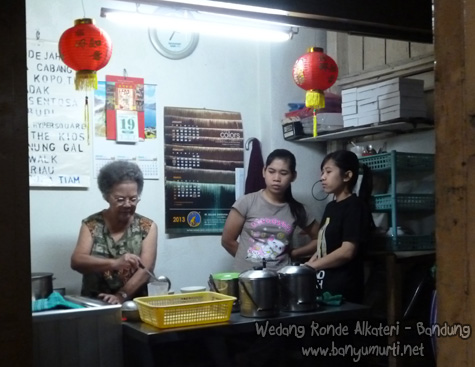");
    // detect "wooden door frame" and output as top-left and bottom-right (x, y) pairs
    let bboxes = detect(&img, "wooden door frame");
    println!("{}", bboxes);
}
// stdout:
(0, 1), (32, 365)
(434, 0), (475, 365)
